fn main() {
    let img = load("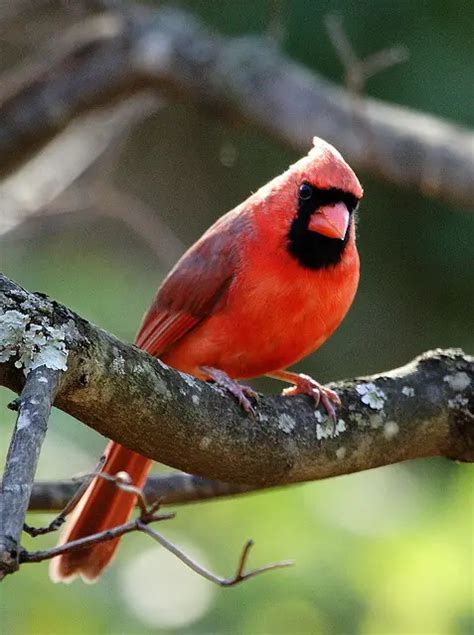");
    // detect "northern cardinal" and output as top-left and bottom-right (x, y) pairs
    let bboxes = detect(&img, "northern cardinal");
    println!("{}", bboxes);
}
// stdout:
(50, 137), (363, 582)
